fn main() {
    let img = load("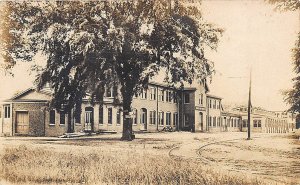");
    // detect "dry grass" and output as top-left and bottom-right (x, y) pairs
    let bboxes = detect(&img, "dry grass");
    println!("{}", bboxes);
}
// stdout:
(0, 145), (263, 185)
